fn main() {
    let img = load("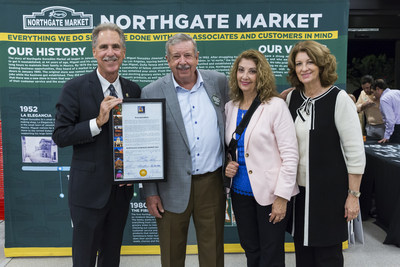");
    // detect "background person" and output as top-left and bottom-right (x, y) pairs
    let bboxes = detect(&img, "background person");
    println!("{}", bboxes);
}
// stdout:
(141, 33), (229, 267)
(224, 49), (299, 266)
(348, 93), (357, 103)
(355, 75), (385, 139)
(52, 23), (141, 267)
(286, 40), (365, 267)
(371, 79), (400, 143)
